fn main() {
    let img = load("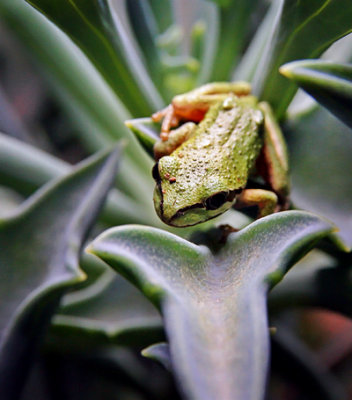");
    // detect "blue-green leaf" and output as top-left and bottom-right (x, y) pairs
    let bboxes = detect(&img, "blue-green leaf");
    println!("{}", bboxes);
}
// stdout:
(280, 60), (352, 129)
(88, 211), (333, 400)
(0, 133), (156, 226)
(251, 0), (352, 118)
(0, 147), (120, 399)
(284, 106), (352, 250)
(50, 270), (163, 348)
(25, 0), (163, 116)
(124, 118), (160, 158)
